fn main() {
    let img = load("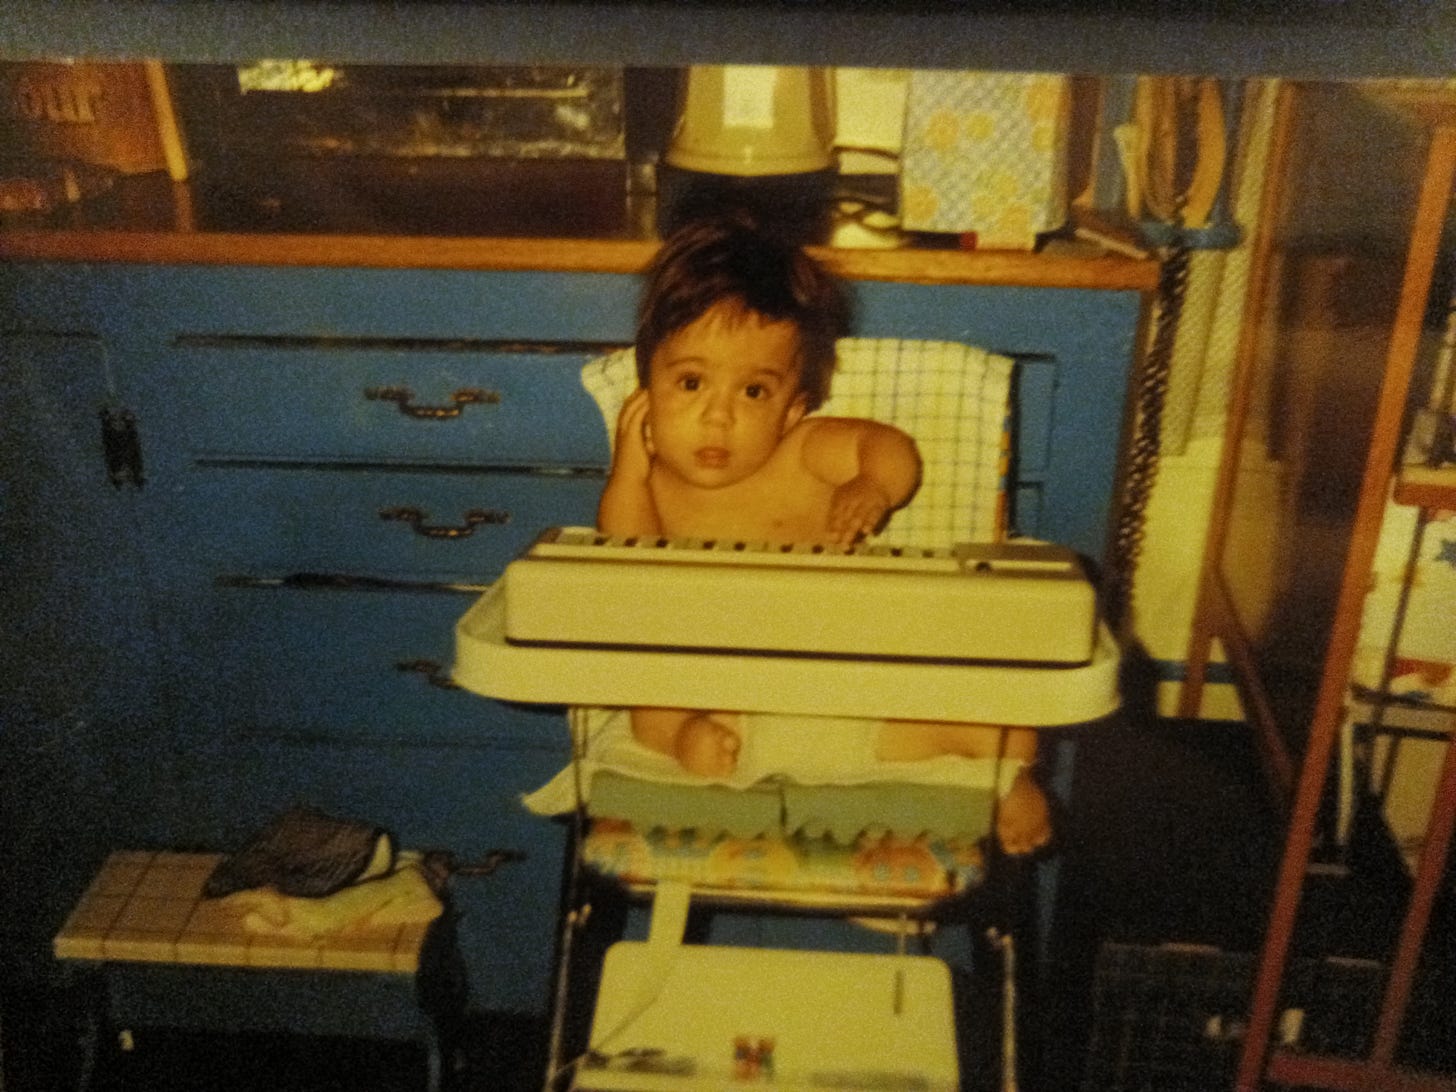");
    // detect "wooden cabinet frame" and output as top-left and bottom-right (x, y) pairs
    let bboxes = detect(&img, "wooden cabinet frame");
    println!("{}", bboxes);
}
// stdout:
(1181, 82), (1456, 1091)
